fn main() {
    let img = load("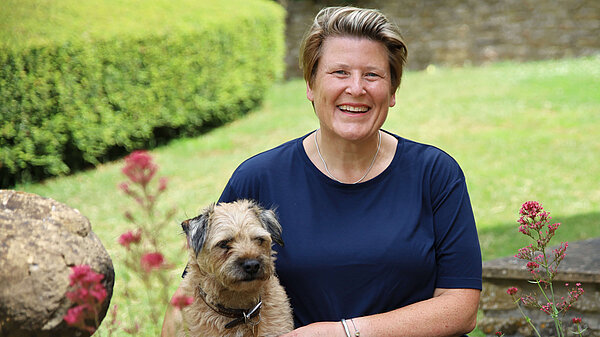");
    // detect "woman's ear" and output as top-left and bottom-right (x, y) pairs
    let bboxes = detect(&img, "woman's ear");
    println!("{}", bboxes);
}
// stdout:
(306, 81), (314, 102)
(389, 92), (396, 107)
